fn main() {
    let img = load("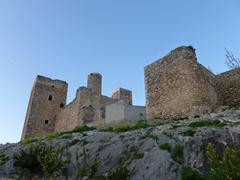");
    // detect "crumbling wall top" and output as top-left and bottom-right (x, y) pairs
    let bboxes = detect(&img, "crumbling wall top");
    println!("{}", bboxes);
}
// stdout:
(36, 75), (68, 87)
(145, 46), (196, 72)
